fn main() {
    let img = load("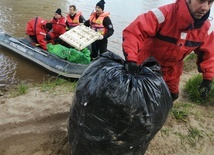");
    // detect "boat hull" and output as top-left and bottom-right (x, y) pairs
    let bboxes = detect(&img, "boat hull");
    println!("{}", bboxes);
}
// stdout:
(0, 33), (89, 78)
